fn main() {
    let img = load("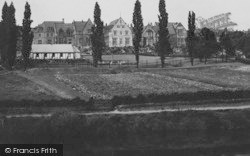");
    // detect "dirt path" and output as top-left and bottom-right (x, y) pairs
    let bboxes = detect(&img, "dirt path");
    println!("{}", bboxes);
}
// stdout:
(3, 102), (250, 118)
(15, 71), (77, 99)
